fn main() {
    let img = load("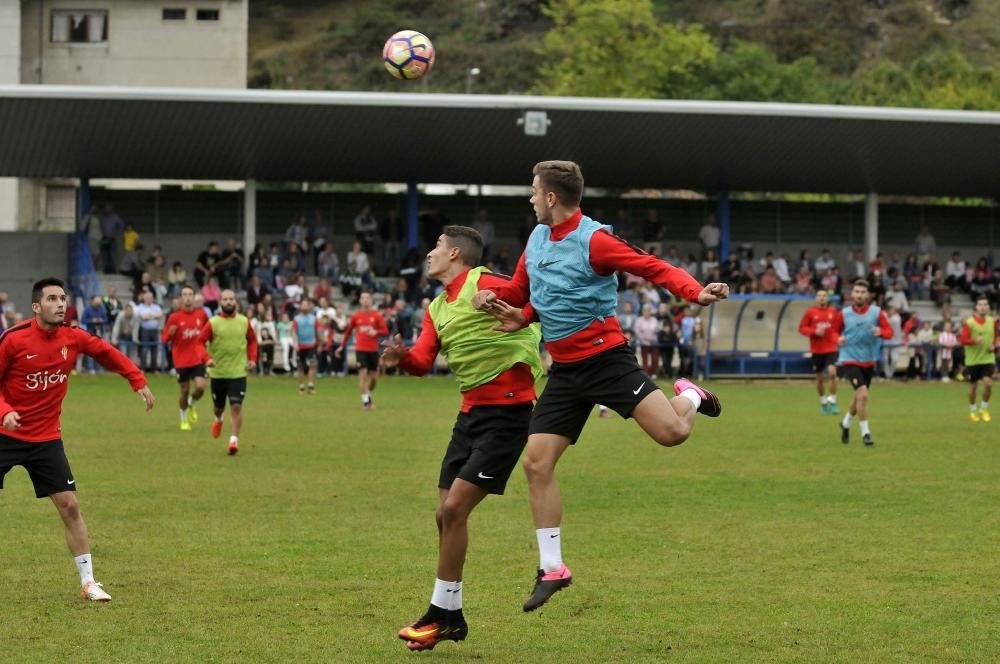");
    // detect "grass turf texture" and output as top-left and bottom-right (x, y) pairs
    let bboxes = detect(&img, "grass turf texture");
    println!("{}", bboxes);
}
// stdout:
(1, 375), (997, 662)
